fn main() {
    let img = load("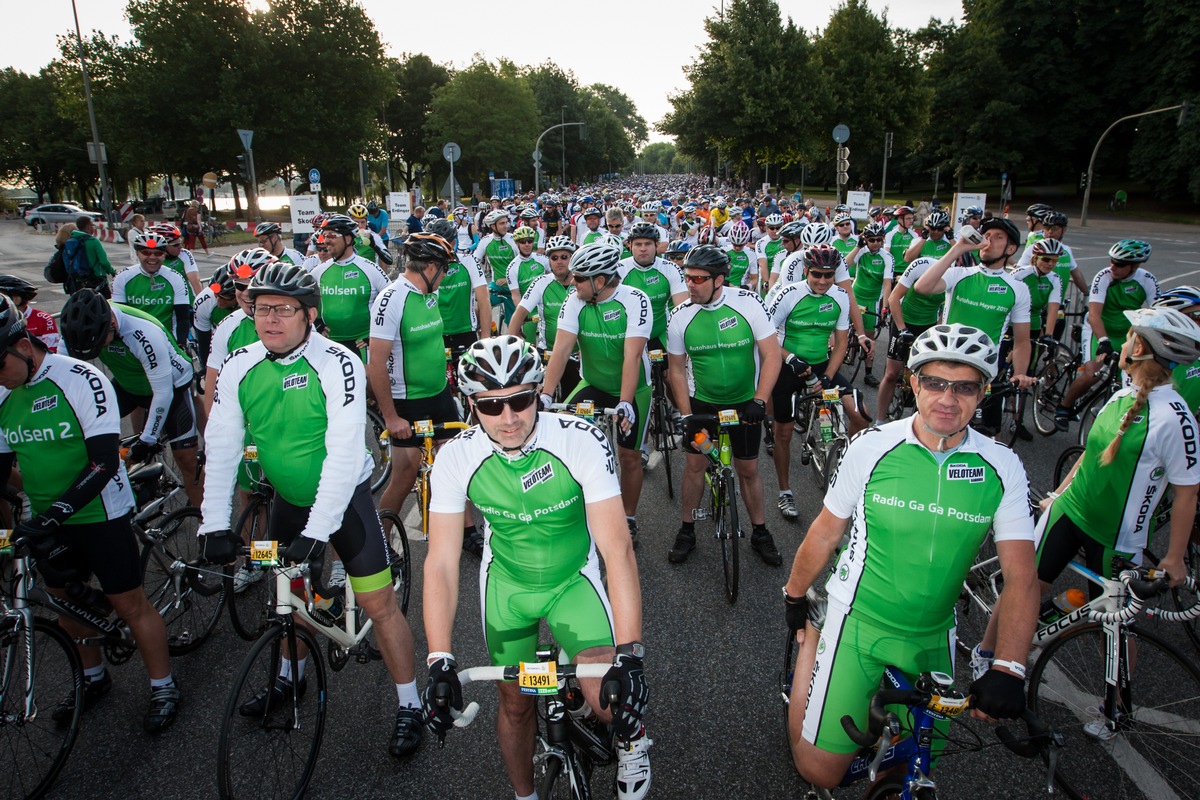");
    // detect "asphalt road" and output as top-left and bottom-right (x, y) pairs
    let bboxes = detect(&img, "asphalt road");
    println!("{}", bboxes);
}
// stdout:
(1, 216), (1198, 799)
